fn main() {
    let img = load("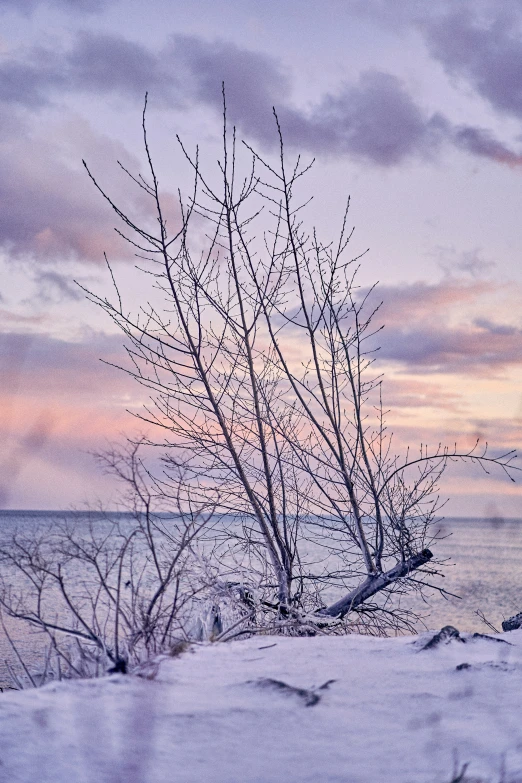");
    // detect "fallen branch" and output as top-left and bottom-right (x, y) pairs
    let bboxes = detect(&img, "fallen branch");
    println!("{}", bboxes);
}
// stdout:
(319, 549), (433, 619)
